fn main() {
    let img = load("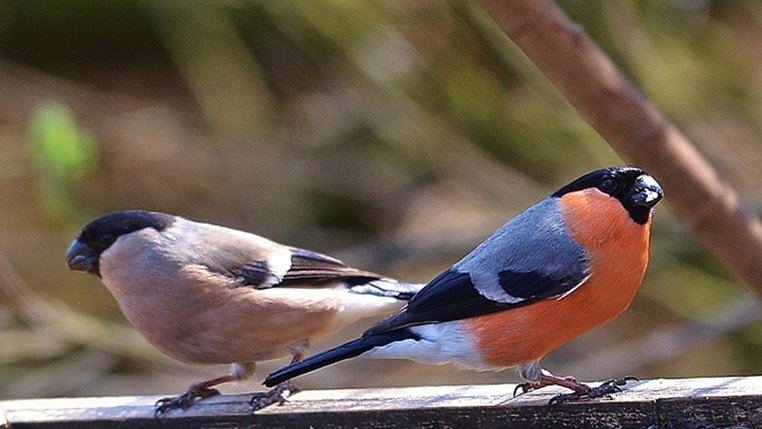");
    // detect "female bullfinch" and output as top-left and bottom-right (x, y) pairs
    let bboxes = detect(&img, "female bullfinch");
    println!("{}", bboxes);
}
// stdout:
(265, 166), (664, 403)
(66, 211), (423, 413)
